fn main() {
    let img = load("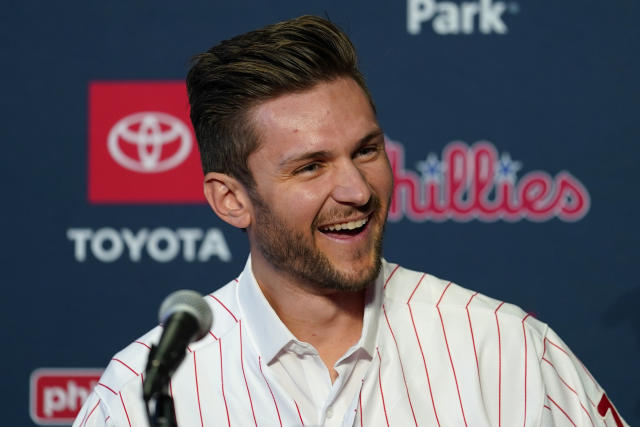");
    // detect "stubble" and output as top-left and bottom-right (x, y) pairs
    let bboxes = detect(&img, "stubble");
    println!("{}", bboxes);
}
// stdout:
(250, 193), (385, 292)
